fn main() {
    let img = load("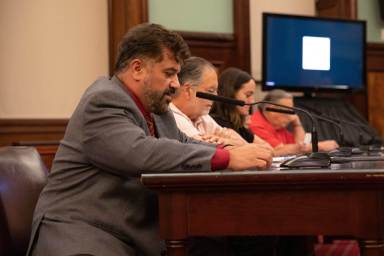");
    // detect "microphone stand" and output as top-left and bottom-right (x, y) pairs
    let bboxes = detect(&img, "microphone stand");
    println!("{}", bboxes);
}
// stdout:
(305, 113), (353, 157)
